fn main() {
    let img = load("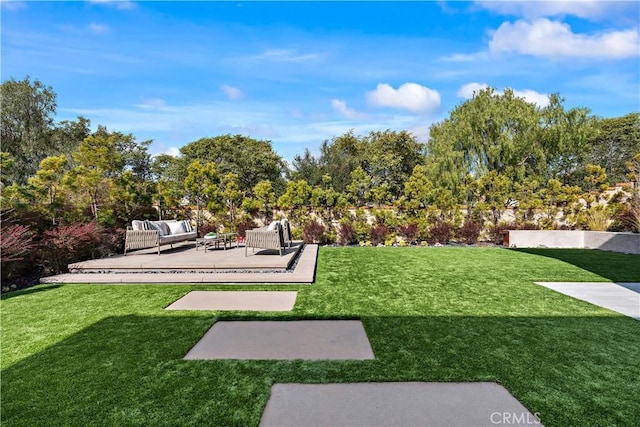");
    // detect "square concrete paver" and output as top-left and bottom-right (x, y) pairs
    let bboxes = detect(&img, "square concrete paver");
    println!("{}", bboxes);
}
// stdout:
(184, 320), (374, 360)
(260, 382), (542, 427)
(165, 291), (297, 311)
(536, 282), (640, 320)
